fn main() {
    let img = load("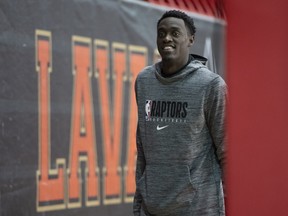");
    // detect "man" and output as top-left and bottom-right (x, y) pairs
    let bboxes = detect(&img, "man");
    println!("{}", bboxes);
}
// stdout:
(134, 10), (227, 216)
